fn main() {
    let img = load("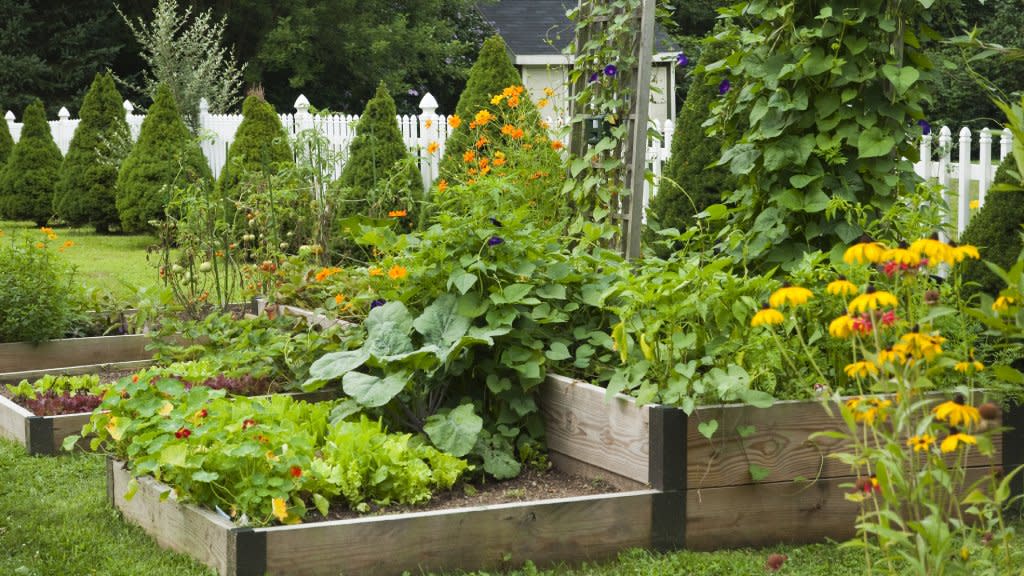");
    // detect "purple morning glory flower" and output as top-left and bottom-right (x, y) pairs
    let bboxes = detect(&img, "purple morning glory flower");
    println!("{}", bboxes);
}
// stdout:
(604, 64), (617, 77)
(489, 217), (503, 227)
(487, 236), (504, 246)
(718, 78), (731, 95)
(370, 299), (386, 309)
(918, 119), (931, 136)
(589, 71), (599, 83)
(676, 52), (689, 67)
(407, 88), (419, 97)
